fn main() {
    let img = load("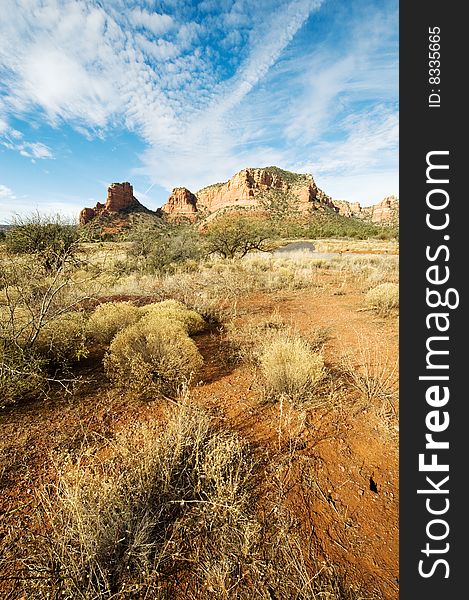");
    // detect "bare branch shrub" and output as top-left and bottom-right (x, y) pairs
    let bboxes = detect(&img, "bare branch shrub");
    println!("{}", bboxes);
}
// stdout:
(340, 333), (398, 431)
